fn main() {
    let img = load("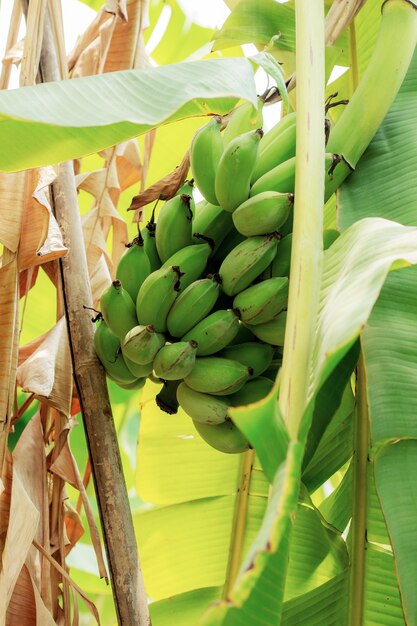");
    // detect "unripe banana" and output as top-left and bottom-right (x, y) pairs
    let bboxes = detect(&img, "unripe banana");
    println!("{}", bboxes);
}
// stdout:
(156, 380), (180, 414)
(219, 233), (280, 296)
(215, 128), (263, 212)
(153, 340), (198, 381)
(228, 322), (256, 346)
(232, 192), (293, 237)
(184, 357), (252, 396)
(323, 229), (339, 250)
(219, 343), (274, 377)
(155, 194), (194, 263)
(270, 234), (293, 277)
(175, 179), (195, 217)
(250, 155), (296, 196)
(250, 153), (337, 197)
(251, 121), (296, 183)
(177, 383), (230, 425)
(190, 116), (223, 205)
(162, 243), (211, 290)
(142, 210), (162, 273)
(116, 231), (151, 303)
(233, 277), (288, 325)
(122, 324), (165, 365)
(210, 229), (246, 266)
(94, 318), (137, 384)
(260, 112), (297, 152)
(100, 280), (138, 340)
(192, 202), (234, 254)
(182, 309), (240, 356)
(136, 265), (182, 332)
(108, 376), (146, 390)
(229, 377), (274, 406)
(192, 419), (250, 454)
(122, 352), (154, 378)
(245, 311), (287, 346)
(167, 275), (221, 337)
(223, 100), (264, 146)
